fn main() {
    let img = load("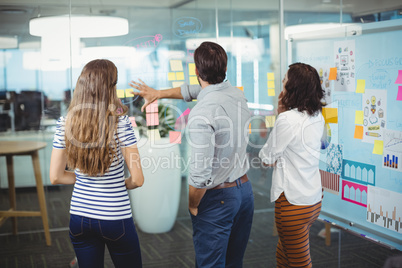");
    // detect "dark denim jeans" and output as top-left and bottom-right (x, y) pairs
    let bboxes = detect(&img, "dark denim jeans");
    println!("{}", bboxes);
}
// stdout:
(190, 179), (254, 268)
(69, 215), (142, 268)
